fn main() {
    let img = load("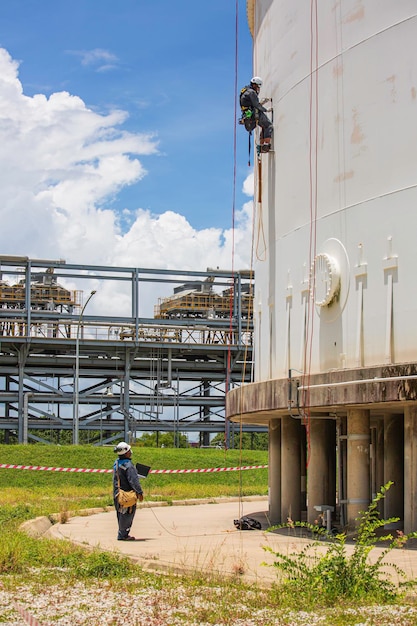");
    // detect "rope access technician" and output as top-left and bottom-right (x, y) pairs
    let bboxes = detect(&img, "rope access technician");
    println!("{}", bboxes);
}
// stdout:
(240, 76), (273, 152)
